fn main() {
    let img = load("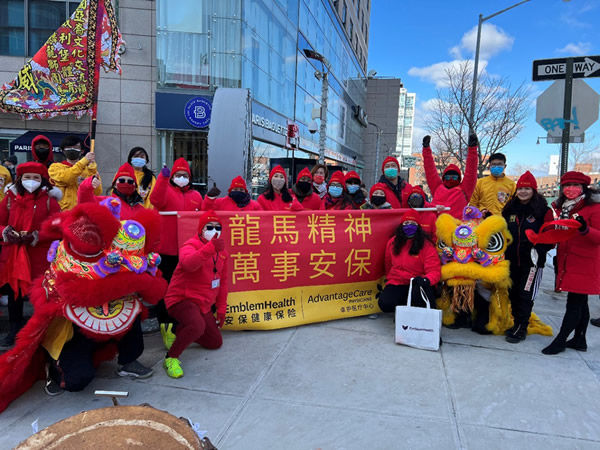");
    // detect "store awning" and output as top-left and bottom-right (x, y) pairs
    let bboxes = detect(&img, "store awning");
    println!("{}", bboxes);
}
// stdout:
(9, 131), (87, 153)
